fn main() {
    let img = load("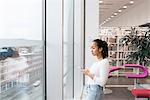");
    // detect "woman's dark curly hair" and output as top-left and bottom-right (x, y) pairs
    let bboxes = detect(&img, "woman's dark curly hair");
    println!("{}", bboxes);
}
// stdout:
(93, 39), (108, 58)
